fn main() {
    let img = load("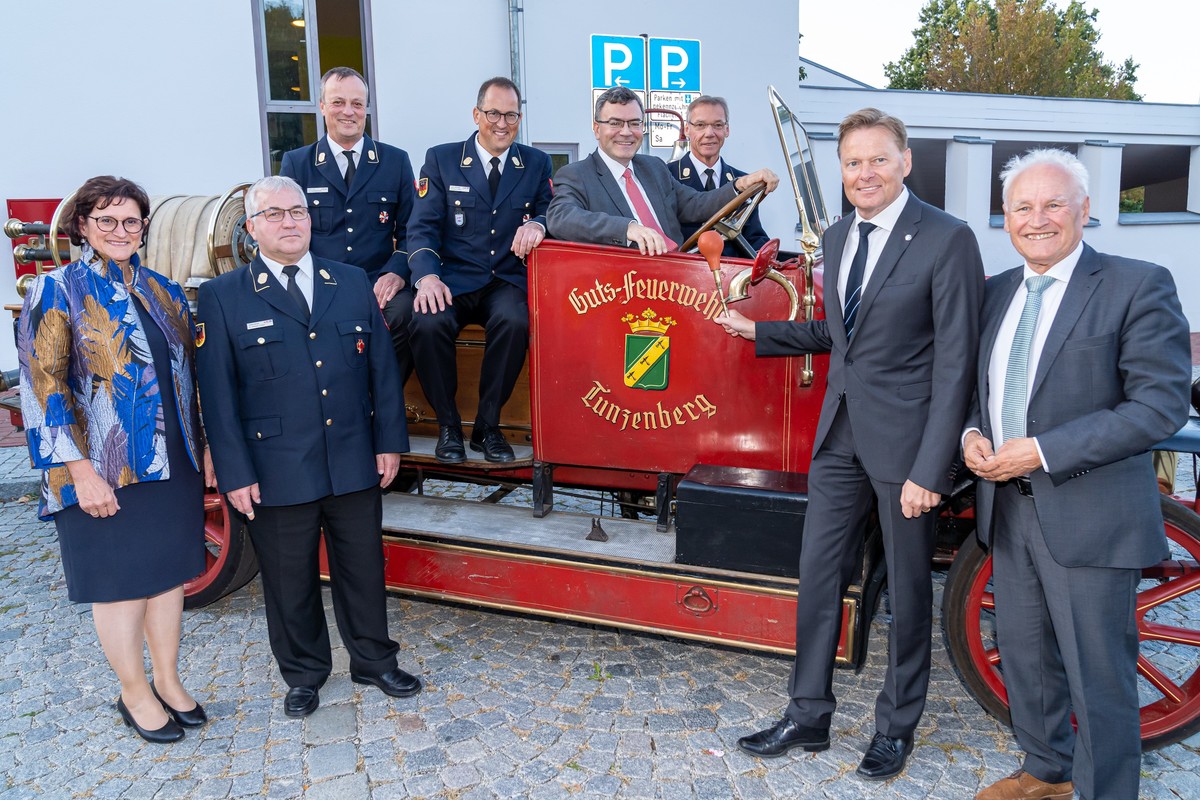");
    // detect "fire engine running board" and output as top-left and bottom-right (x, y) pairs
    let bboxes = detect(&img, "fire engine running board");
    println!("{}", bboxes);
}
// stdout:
(373, 493), (861, 661)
